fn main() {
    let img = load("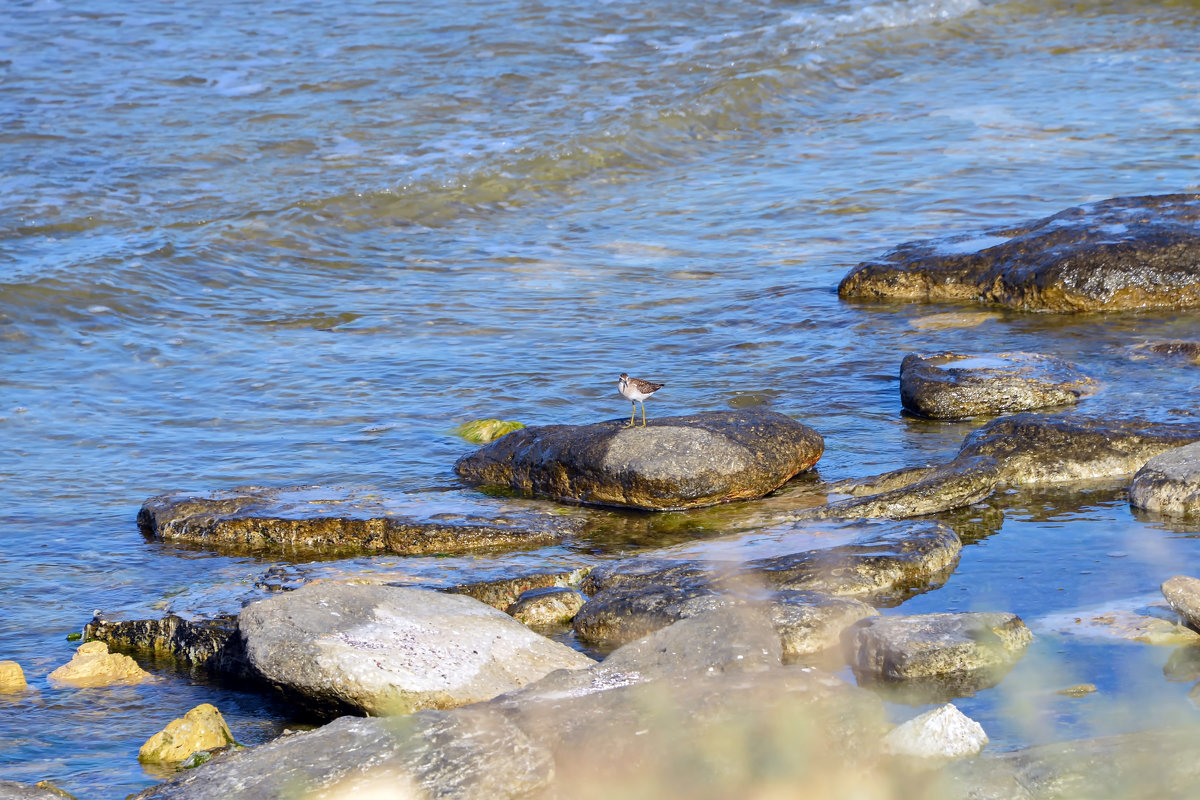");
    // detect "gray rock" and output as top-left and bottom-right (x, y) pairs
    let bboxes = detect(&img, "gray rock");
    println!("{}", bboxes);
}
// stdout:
(237, 582), (594, 716)
(790, 455), (999, 519)
(138, 486), (579, 554)
(444, 567), (591, 610)
(1130, 442), (1200, 517)
(943, 726), (1200, 800)
(900, 352), (1094, 420)
(574, 520), (961, 648)
(838, 193), (1200, 312)
(769, 592), (880, 661)
(1161, 575), (1200, 630)
(130, 709), (553, 800)
(882, 703), (988, 760)
(453, 410), (824, 511)
(506, 587), (587, 626)
(0, 781), (75, 800)
(958, 414), (1200, 485)
(843, 612), (1032, 697)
